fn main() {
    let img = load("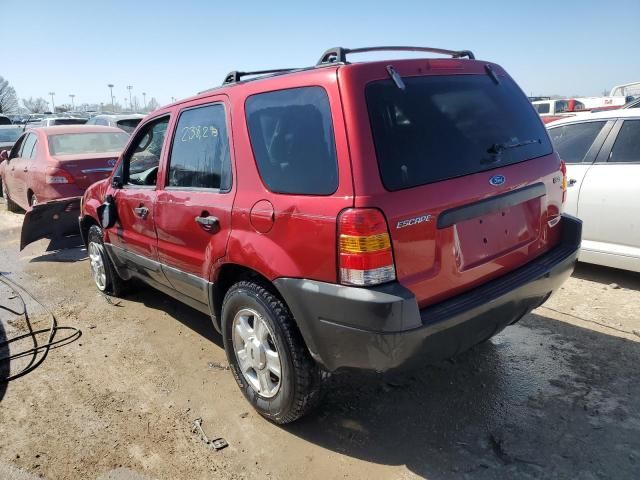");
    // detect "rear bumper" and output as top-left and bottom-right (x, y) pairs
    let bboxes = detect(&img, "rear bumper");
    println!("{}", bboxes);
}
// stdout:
(274, 214), (582, 372)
